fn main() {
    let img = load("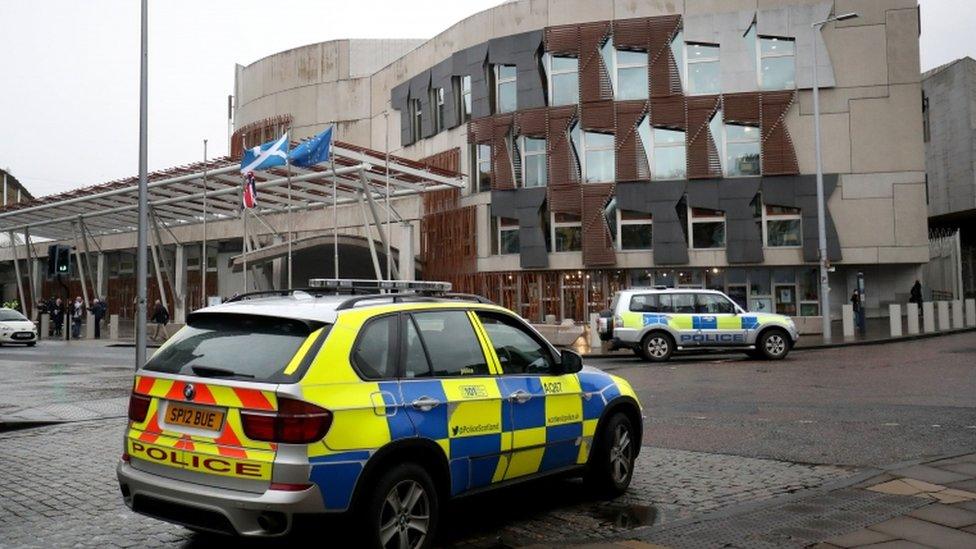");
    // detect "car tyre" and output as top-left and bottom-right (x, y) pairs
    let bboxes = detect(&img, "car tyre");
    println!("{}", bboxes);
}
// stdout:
(584, 412), (637, 498)
(758, 328), (791, 360)
(631, 347), (647, 360)
(363, 462), (439, 549)
(641, 332), (674, 362)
